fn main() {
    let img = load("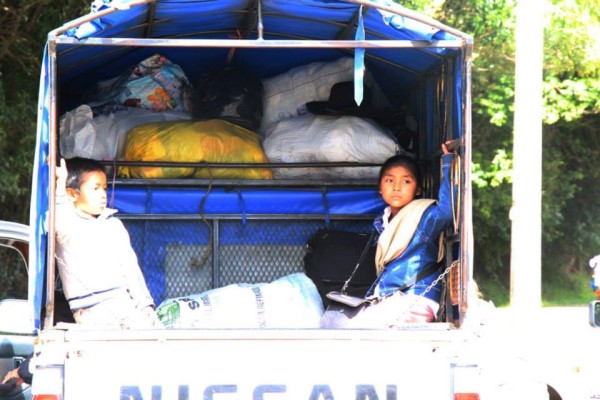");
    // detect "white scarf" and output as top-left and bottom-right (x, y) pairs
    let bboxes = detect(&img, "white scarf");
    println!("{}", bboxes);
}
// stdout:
(375, 199), (437, 276)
